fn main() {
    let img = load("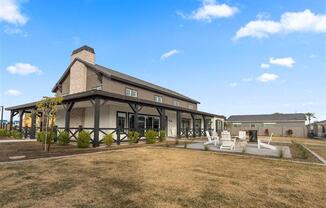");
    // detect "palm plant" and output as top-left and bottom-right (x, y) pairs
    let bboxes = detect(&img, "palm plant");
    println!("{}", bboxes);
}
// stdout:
(305, 112), (316, 132)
